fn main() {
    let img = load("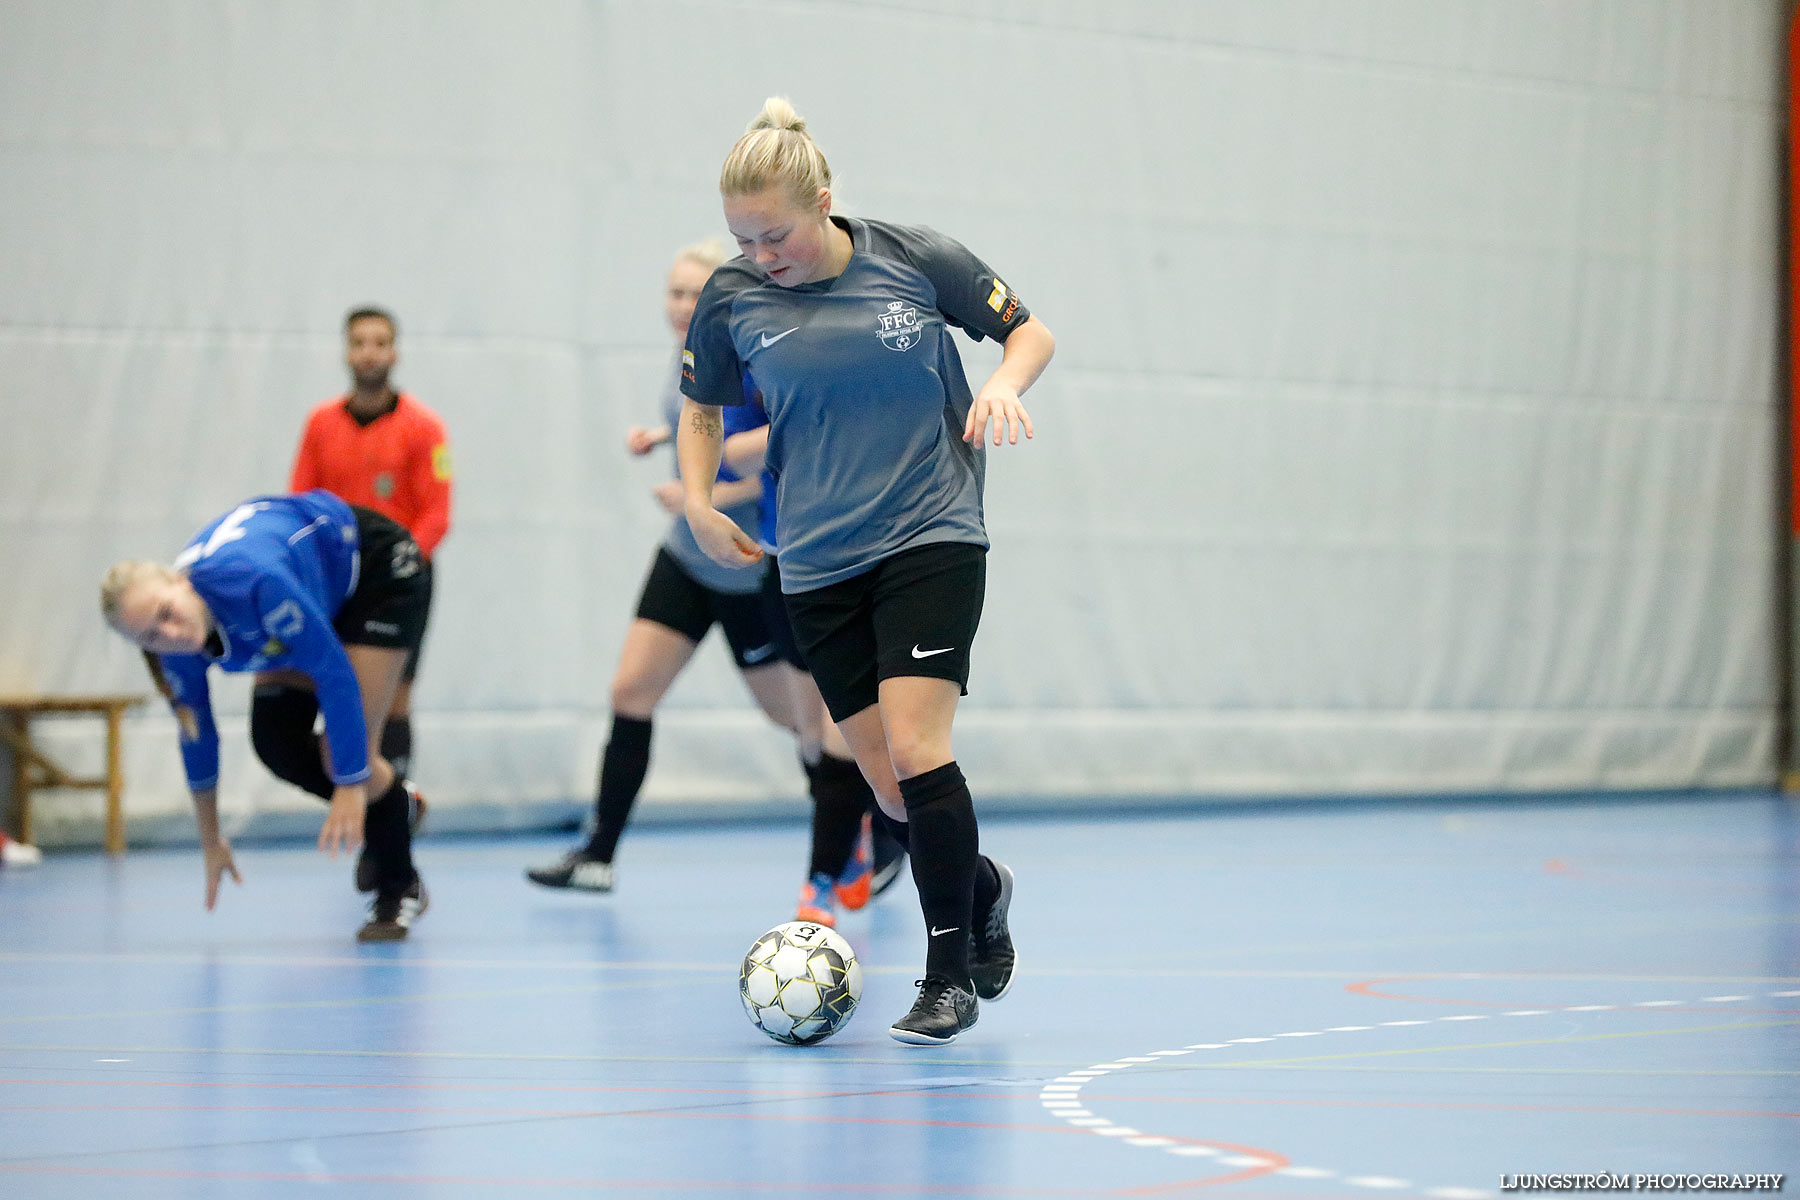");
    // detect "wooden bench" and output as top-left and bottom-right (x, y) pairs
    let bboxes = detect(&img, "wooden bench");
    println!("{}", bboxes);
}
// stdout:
(0, 694), (147, 854)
